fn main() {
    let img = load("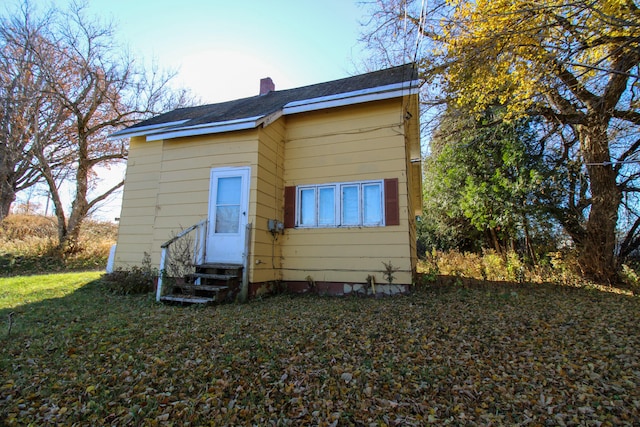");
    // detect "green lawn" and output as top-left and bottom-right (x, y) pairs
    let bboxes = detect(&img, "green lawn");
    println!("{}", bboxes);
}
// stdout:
(0, 271), (103, 309)
(1, 274), (639, 425)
